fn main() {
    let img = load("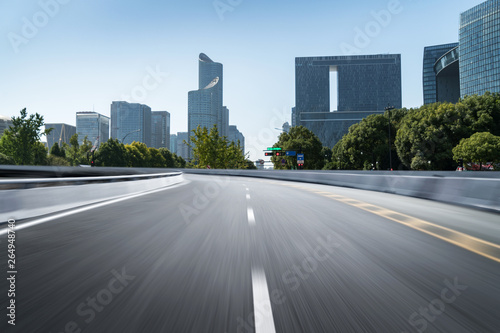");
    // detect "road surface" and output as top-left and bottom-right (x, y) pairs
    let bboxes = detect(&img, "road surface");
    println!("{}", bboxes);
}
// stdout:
(1, 174), (499, 332)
